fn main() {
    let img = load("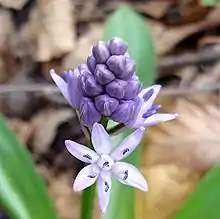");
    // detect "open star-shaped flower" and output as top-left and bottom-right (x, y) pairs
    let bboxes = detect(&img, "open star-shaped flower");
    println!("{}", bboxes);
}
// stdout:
(125, 85), (178, 128)
(65, 123), (148, 214)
